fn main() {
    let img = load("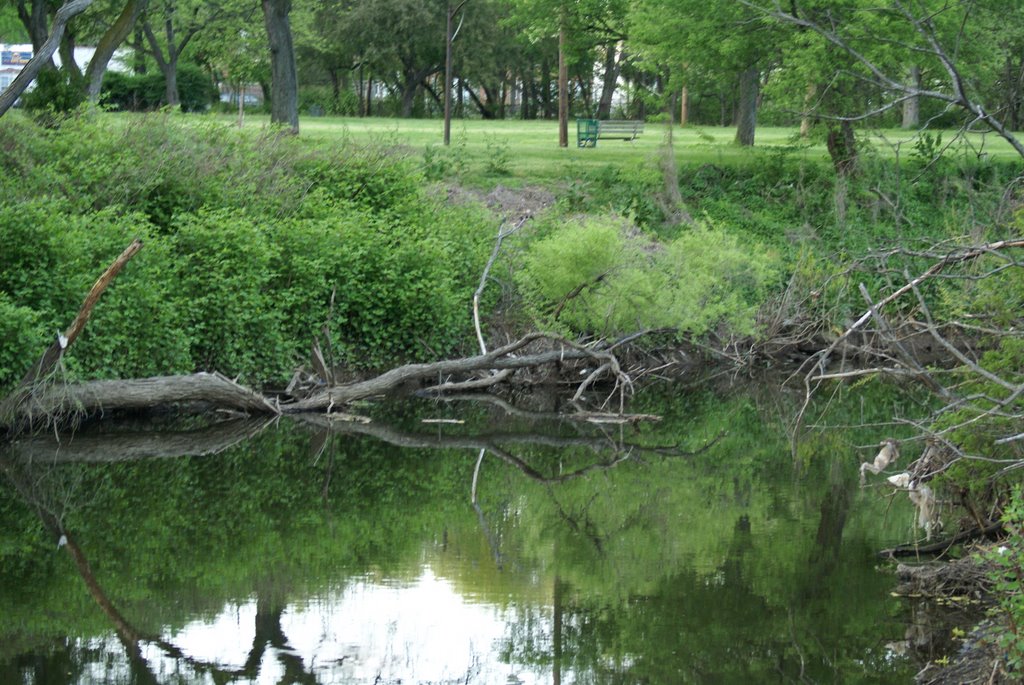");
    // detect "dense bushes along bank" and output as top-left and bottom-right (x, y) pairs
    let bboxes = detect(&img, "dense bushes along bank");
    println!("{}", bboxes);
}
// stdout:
(1, 112), (1021, 399)
(0, 113), (494, 390)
